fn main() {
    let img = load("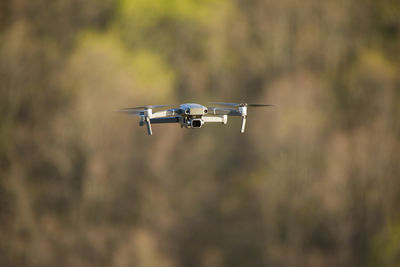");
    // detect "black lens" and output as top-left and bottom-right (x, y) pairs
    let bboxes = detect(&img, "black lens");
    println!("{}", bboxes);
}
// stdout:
(192, 119), (202, 128)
